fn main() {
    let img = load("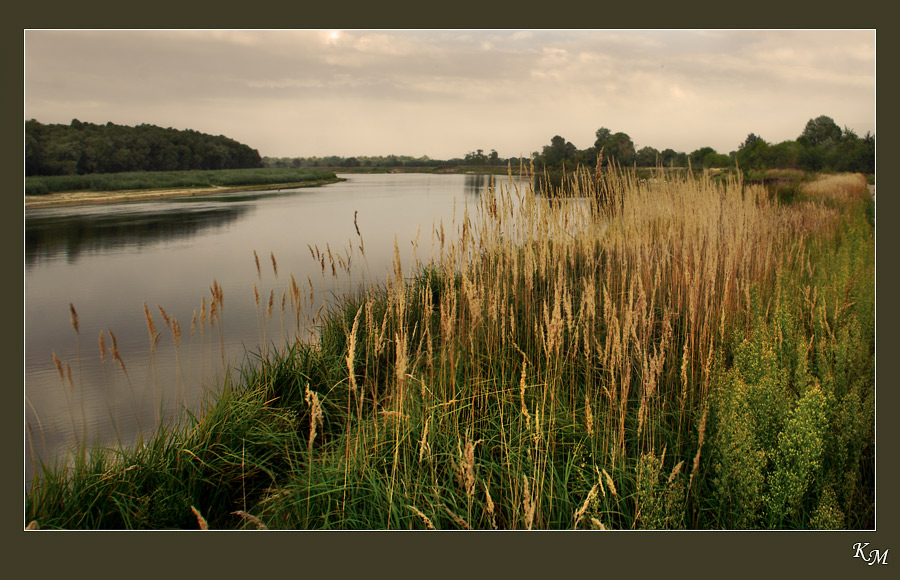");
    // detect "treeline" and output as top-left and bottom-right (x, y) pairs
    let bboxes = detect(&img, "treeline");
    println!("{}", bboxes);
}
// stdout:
(25, 119), (263, 177)
(263, 114), (873, 175)
(264, 154), (454, 169)
(532, 115), (874, 174)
